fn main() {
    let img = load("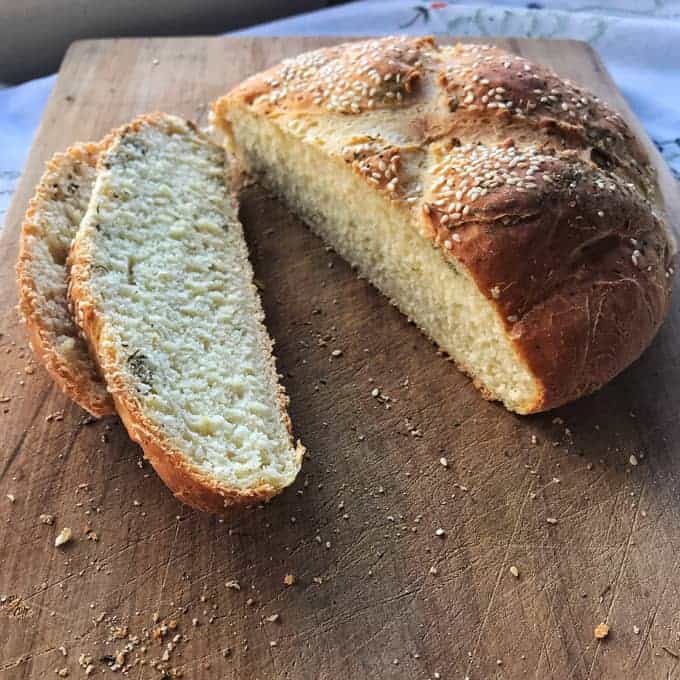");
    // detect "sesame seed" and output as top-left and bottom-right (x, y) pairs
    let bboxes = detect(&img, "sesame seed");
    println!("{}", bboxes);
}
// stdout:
(55, 527), (73, 548)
